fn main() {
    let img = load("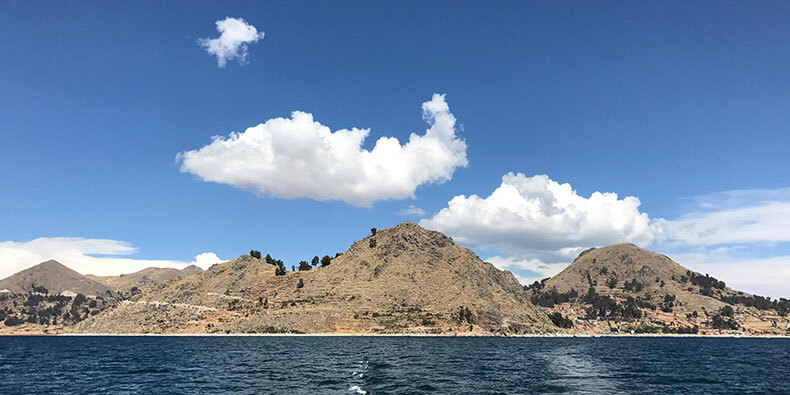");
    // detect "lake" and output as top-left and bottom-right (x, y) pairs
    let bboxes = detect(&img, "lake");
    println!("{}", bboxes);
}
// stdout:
(1, 336), (788, 394)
